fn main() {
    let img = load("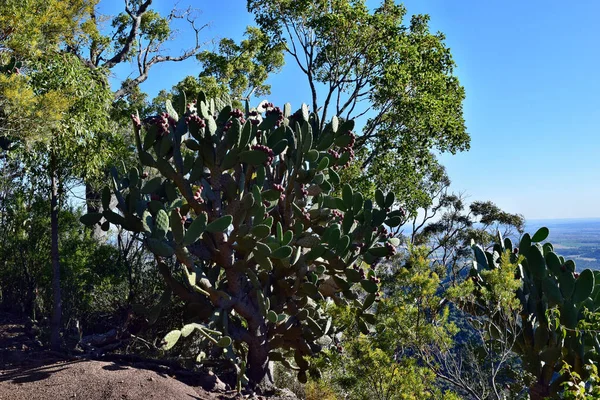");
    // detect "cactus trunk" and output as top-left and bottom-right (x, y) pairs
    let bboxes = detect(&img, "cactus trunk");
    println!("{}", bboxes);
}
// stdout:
(246, 324), (272, 388)
(529, 368), (553, 400)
